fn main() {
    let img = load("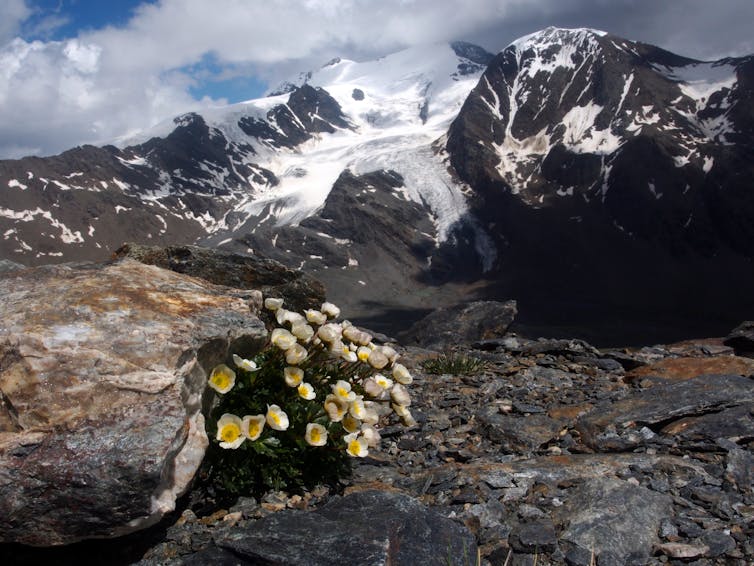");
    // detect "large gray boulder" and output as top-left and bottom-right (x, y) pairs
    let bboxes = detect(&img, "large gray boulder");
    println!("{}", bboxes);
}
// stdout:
(114, 243), (326, 314)
(0, 259), (267, 546)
